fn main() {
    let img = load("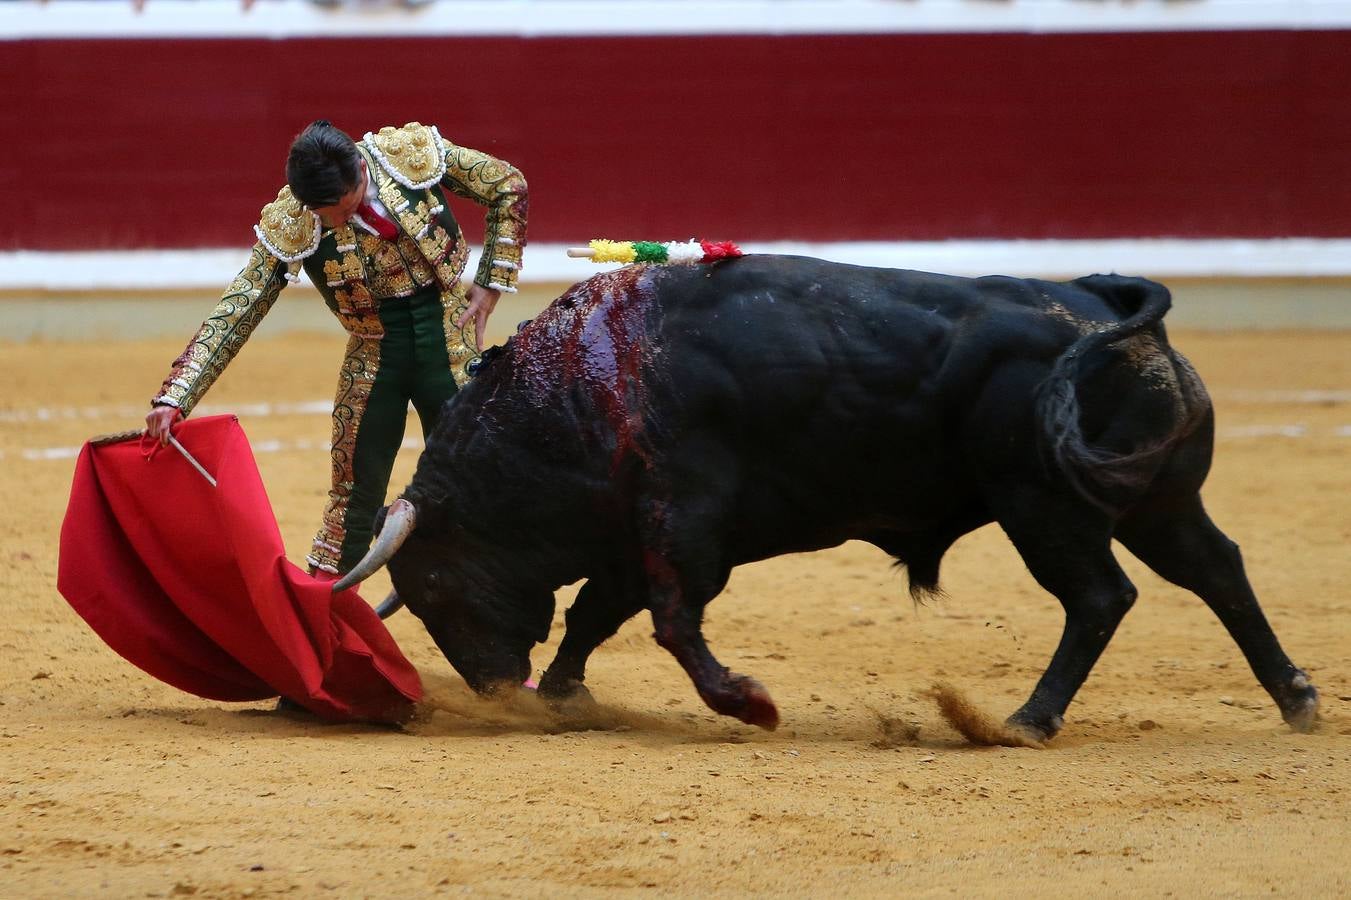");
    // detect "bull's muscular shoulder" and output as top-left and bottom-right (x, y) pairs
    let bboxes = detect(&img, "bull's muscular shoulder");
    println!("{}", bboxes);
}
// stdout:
(253, 186), (321, 262)
(362, 122), (448, 189)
